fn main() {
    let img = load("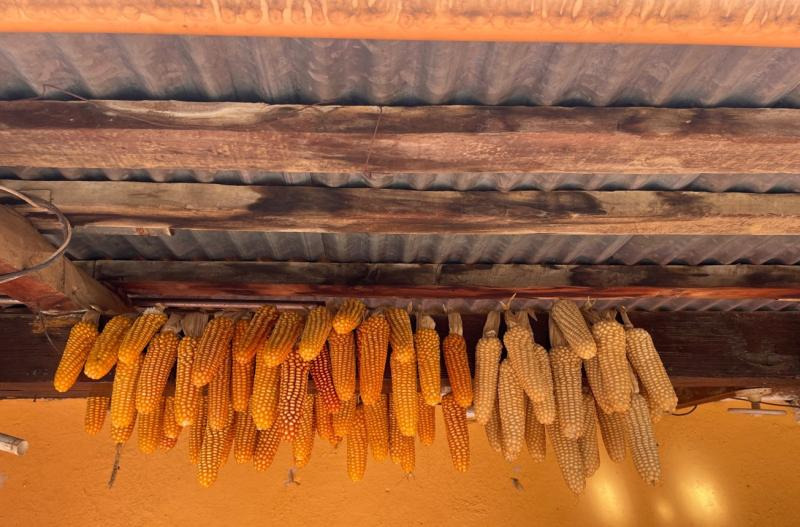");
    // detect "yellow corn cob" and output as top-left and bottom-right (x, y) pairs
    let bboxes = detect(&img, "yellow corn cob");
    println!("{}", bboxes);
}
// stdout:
(292, 394), (315, 468)
(188, 397), (208, 465)
(110, 354), (142, 429)
(158, 433), (178, 452)
(310, 346), (341, 413)
(328, 331), (356, 402)
(174, 312), (207, 427)
(620, 307), (677, 414)
(118, 306), (168, 365)
(485, 397), (503, 453)
(363, 394), (389, 461)
(333, 397), (357, 438)
(357, 313), (390, 405)
(137, 397), (164, 454)
(84, 314), (133, 379)
(54, 310), (100, 392)
(250, 352), (281, 430)
(231, 318), (253, 412)
(473, 311), (502, 425)
(347, 406), (368, 481)
(414, 314), (441, 406)
(162, 396), (181, 439)
(192, 314), (235, 387)
(551, 299), (597, 359)
(298, 306), (333, 361)
(315, 396), (337, 444)
(276, 348), (311, 440)
(388, 395), (403, 465)
(233, 411), (258, 464)
(579, 393), (600, 478)
(398, 434), (415, 475)
(386, 307), (415, 363)
(584, 355), (614, 414)
(333, 298), (366, 334)
(625, 393), (661, 484)
(643, 383), (668, 423)
(549, 320), (584, 438)
(390, 352), (418, 437)
(549, 420), (586, 495)
(503, 310), (549, 403)
(441, 393), (470, 472)
(262, 311), (304, 367)
(588, 309), (631, 413)
(498, 359), (525, 462)
(253, 422), (282, 472)
(207, 345), (232, 431)
(525, 398), (546, 462)
(111, 412), (136, 445)
(135, 313), (181, 414)
(236, 305), (279, 364)
(197, 426), (227, 487)
(84, 396), (109, 436)
(596, 403), (627, 463)
(417, 394), (435, 446)
(443, 313), (472, 408)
